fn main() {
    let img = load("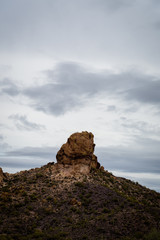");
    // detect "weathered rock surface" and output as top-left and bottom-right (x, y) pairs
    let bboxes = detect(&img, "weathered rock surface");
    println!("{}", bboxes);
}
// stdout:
(56, 131), (100, 170)
(0, 168), (6, 183)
